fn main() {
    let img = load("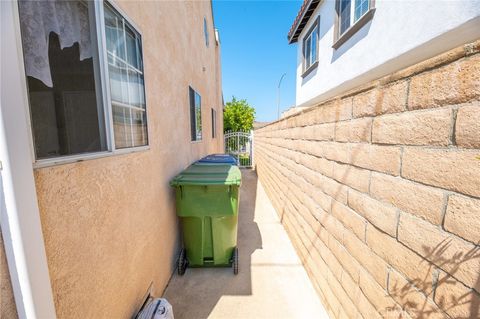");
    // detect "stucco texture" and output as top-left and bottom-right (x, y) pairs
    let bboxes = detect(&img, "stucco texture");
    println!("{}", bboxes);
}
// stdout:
(1, 228), (18, 319)
(33, 1), (223, 318)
